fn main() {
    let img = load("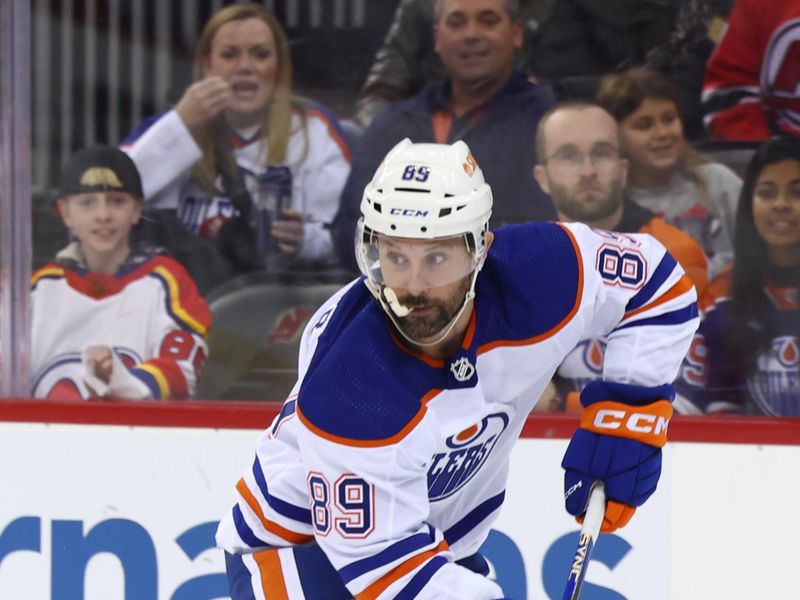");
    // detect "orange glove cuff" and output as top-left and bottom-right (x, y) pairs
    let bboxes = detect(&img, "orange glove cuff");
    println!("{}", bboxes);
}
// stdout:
(579, 399), (673, 448)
